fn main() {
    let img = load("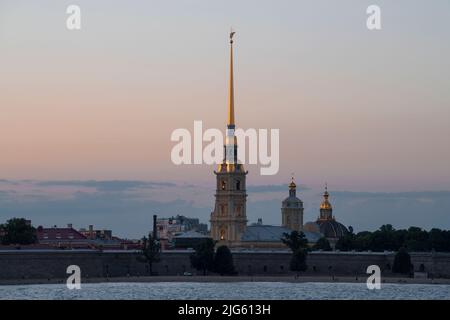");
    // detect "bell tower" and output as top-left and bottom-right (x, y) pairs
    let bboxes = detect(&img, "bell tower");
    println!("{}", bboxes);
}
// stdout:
(210, 31), (248, 246)
(281, 177), (304, 231)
